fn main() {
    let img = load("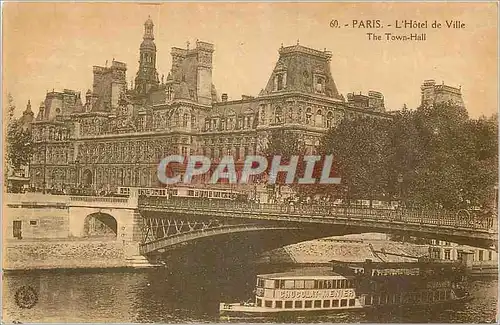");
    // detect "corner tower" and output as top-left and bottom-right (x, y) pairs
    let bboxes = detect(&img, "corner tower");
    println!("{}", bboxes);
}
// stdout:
(135, 16), (159, 95)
